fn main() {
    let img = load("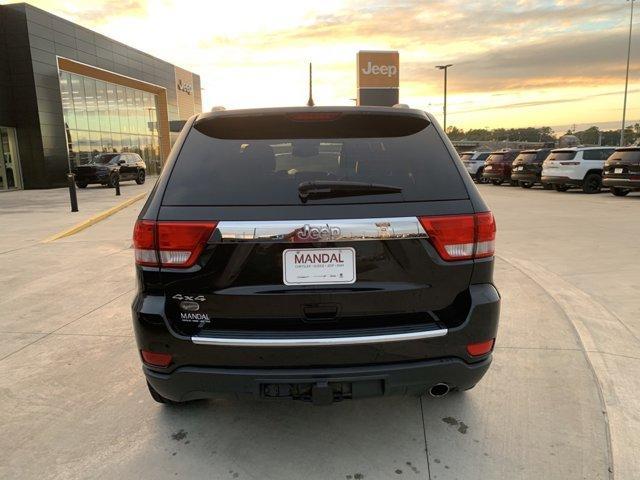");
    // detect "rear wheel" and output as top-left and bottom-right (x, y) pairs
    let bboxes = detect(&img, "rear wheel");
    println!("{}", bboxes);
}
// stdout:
(582, 173), (602, 194)
(520, 181), (533, 189)
(491, 179), (503, 186)
(147, 381), (183, 405)
(475, 168), (485, 183)
(611, 187), (631, 197)
(75, 181), (87, 188)
(135, 170), (146, 184)
(554, 185), (570, 192)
